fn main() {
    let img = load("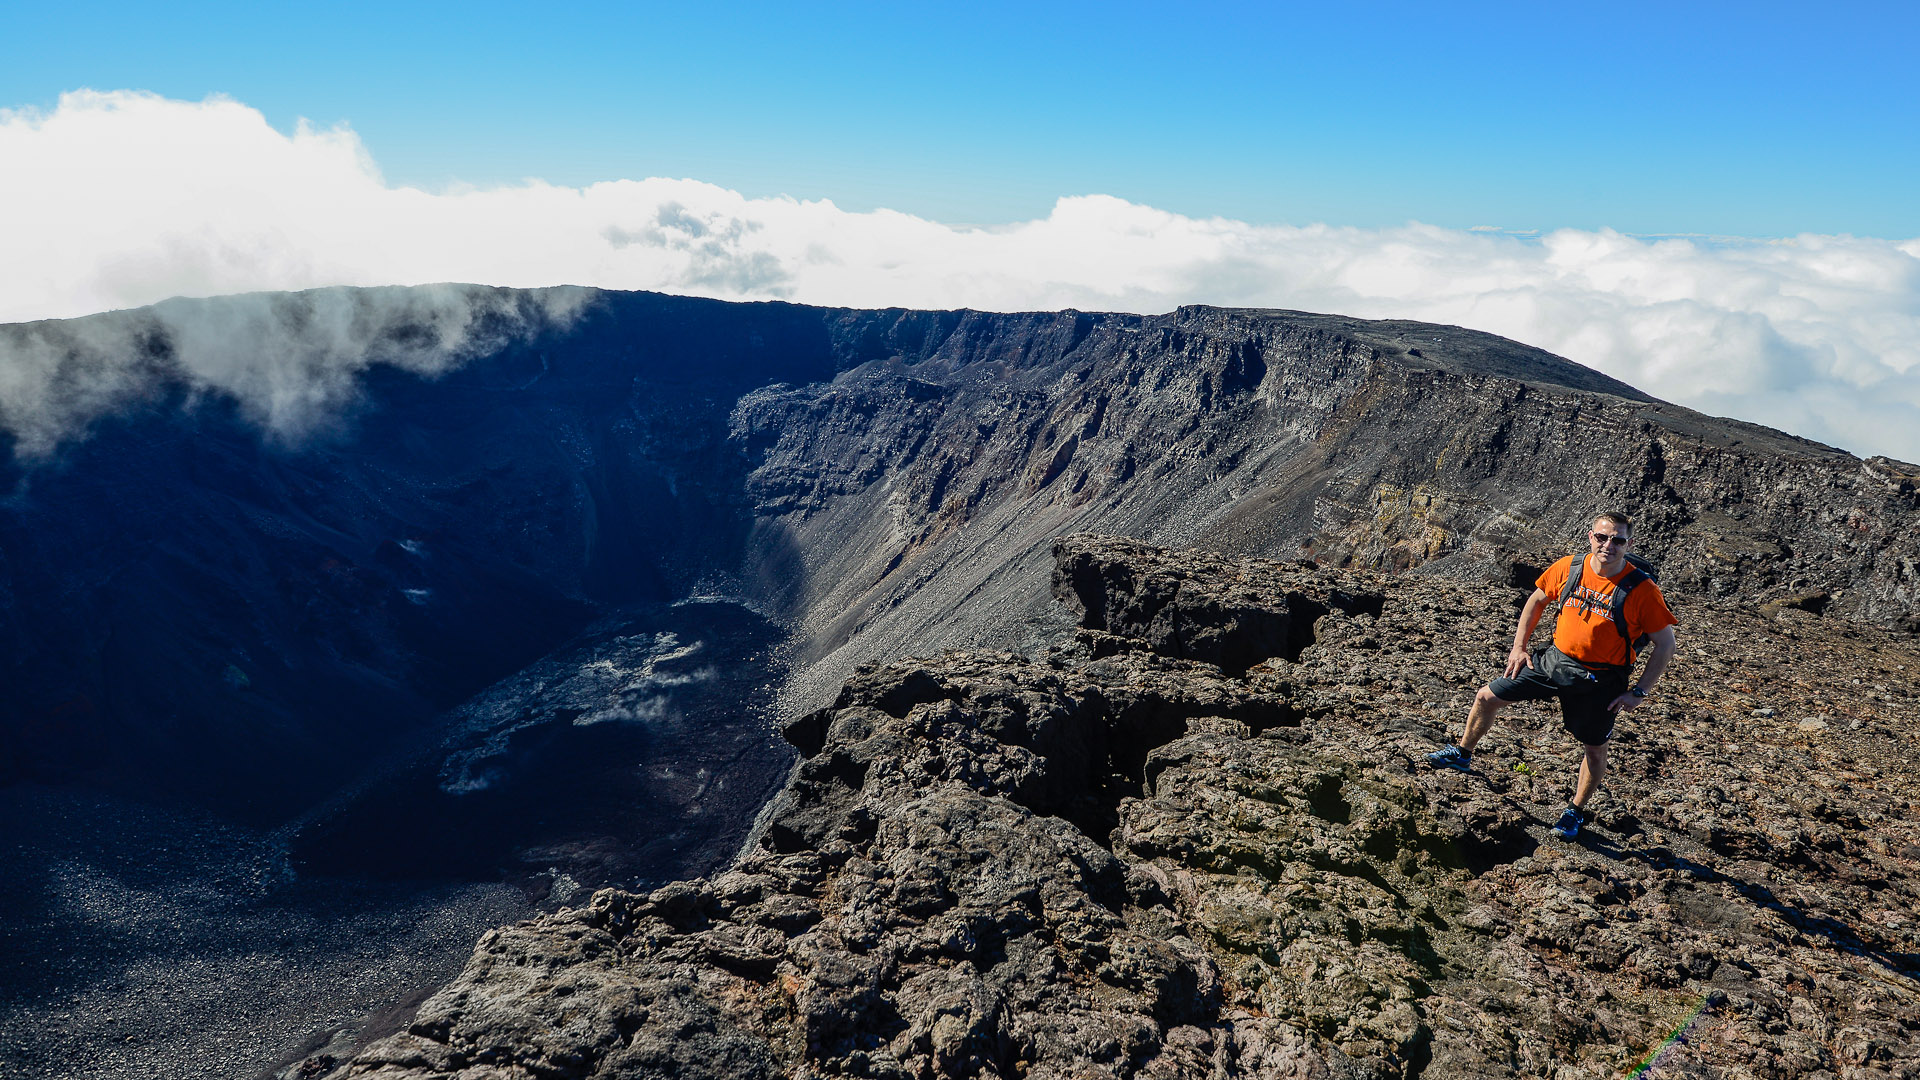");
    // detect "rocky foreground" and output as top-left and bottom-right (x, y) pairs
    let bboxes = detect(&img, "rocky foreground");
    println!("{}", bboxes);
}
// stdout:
(323, 536), (1919, 1080)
